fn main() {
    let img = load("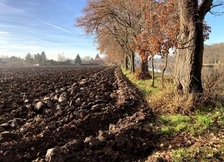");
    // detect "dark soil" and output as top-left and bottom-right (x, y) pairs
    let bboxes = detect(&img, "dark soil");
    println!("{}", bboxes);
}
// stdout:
(0, 66), (155, 162)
